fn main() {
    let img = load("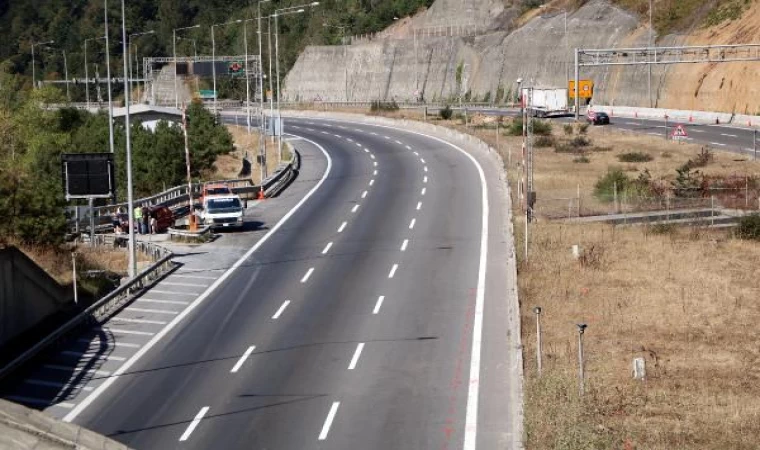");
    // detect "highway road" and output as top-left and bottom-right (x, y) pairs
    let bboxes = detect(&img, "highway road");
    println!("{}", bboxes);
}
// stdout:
(2, 115), (519, 448)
